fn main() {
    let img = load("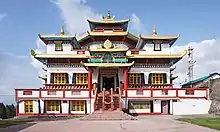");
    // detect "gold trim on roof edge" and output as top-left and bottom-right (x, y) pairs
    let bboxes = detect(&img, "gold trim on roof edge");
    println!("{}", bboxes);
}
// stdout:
(39, 75), (47, 80)
(30, 49), (90, 58)
(80, 61), (135, 67)
(87, 19), (130, 24)
(77, 31), (138, 41)
(140, 34), (180, 40)
(127, 49), (187, 58)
